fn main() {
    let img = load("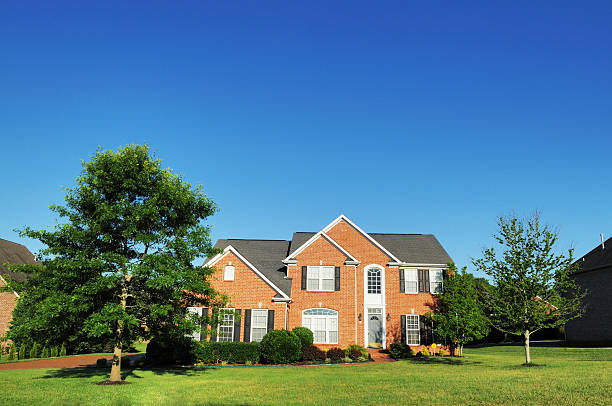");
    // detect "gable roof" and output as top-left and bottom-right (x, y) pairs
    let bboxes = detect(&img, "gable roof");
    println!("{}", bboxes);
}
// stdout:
(288, 232), (452, 265)
(208, 239), (292, 298)
(575, 236), (612, 274)
(285, 215), (401, 263)
(283, 231), (359, 264)
(0, 238), (36, 283)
